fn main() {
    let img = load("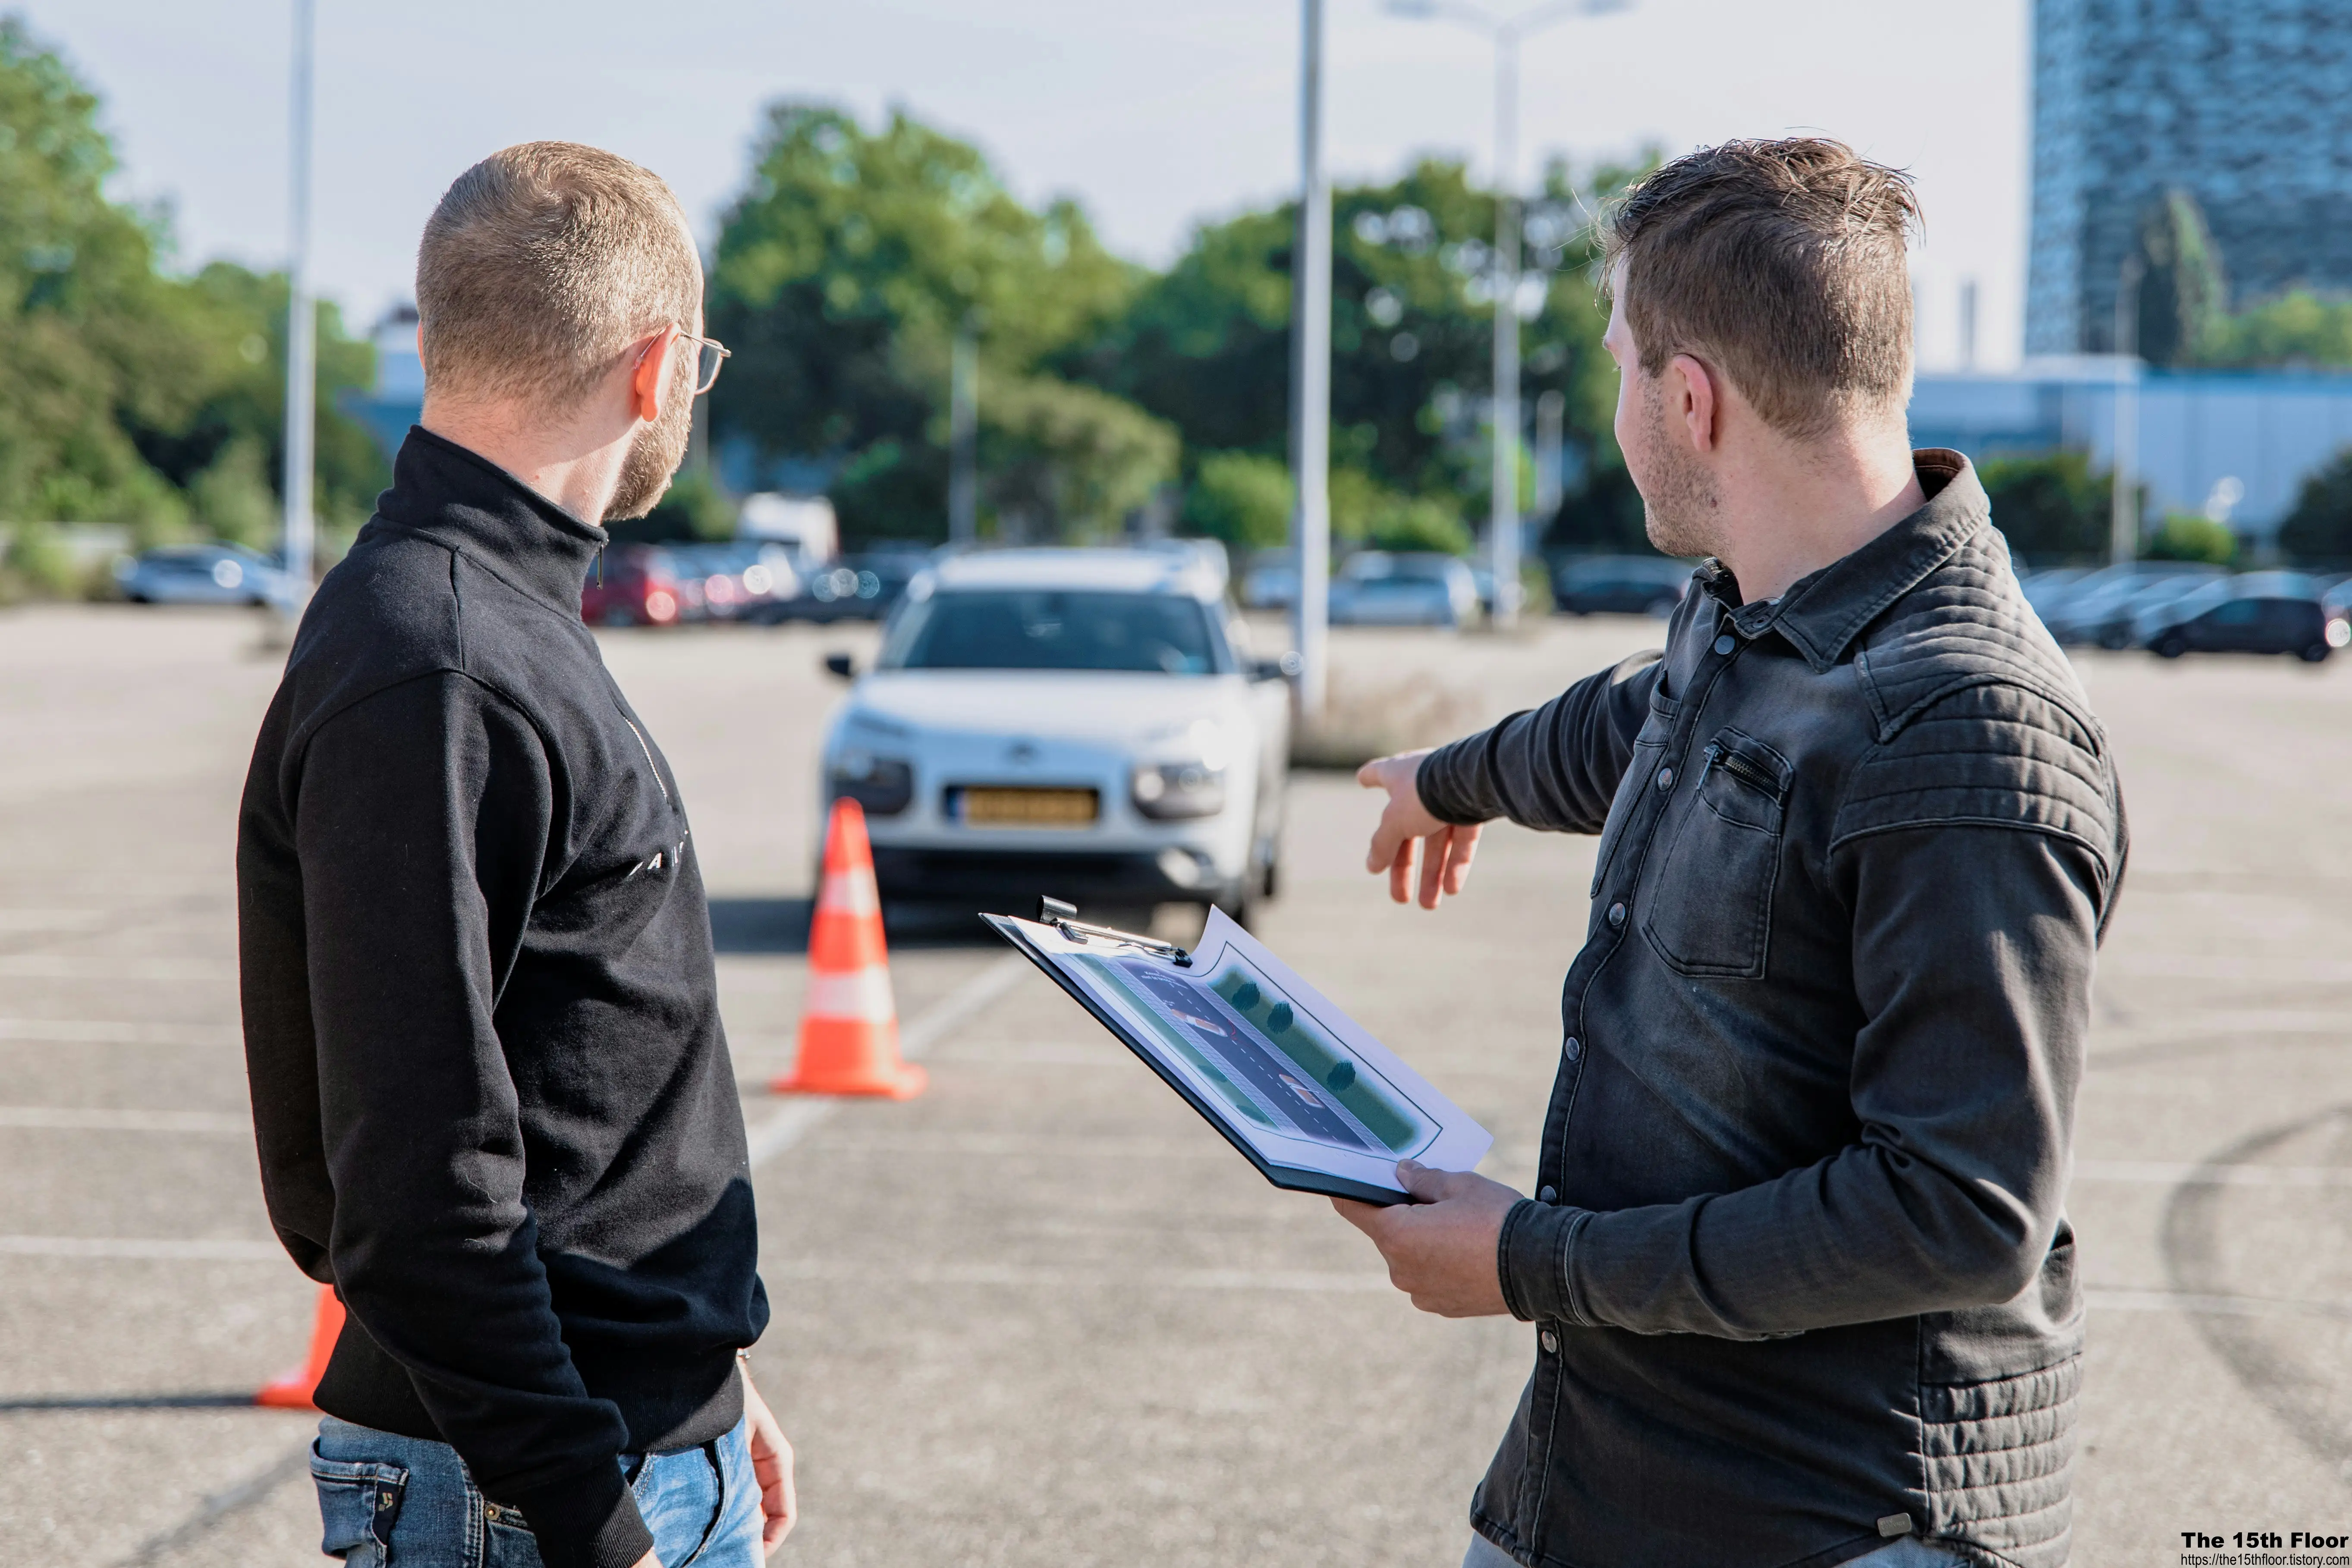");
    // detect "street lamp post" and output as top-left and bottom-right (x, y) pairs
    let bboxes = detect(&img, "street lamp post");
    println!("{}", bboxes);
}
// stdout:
(1291, 0), (1333, 719)
(282, 0), (318, 617)
(2111, 255), (2143, 566)
(1386, 0), (1626, 629)
(949, 315), (979, 545)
